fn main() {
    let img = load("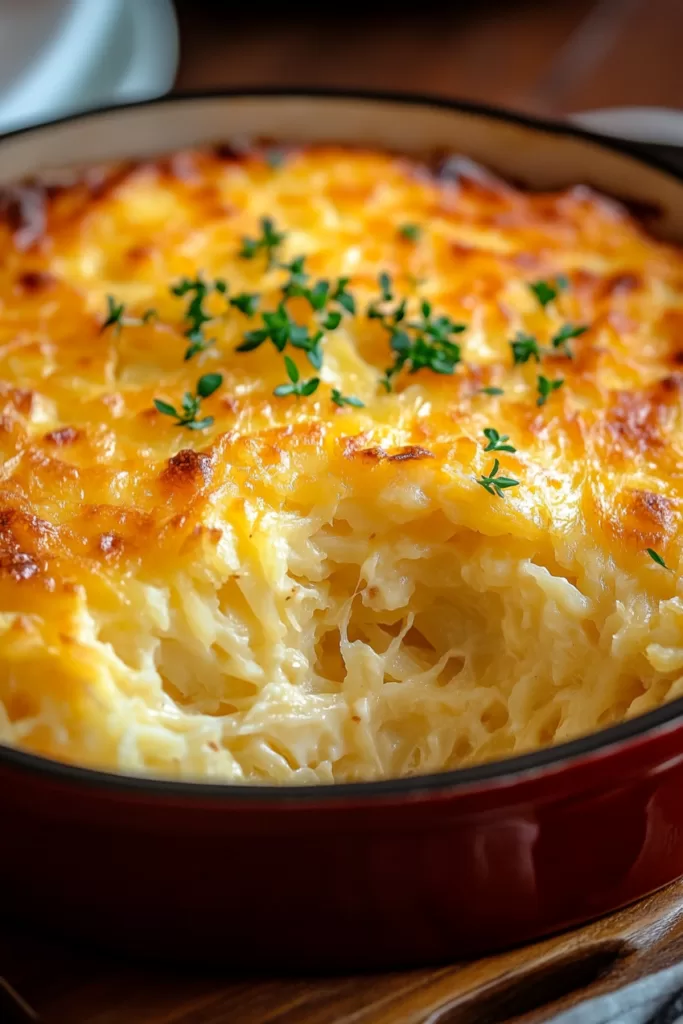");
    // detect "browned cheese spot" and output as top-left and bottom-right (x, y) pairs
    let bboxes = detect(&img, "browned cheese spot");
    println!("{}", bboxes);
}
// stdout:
(161, 449), (213, 490)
